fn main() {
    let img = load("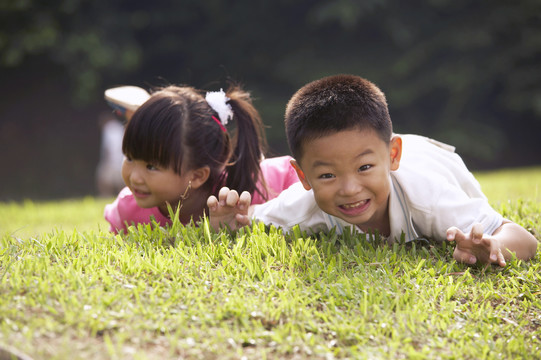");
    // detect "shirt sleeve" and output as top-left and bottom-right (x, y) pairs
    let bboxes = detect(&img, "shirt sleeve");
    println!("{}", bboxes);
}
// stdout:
(394, 135), (504, 242)
(427, 186), (504, 241)
(252, 182), (329, 233)
(396, 157), (504, 241)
